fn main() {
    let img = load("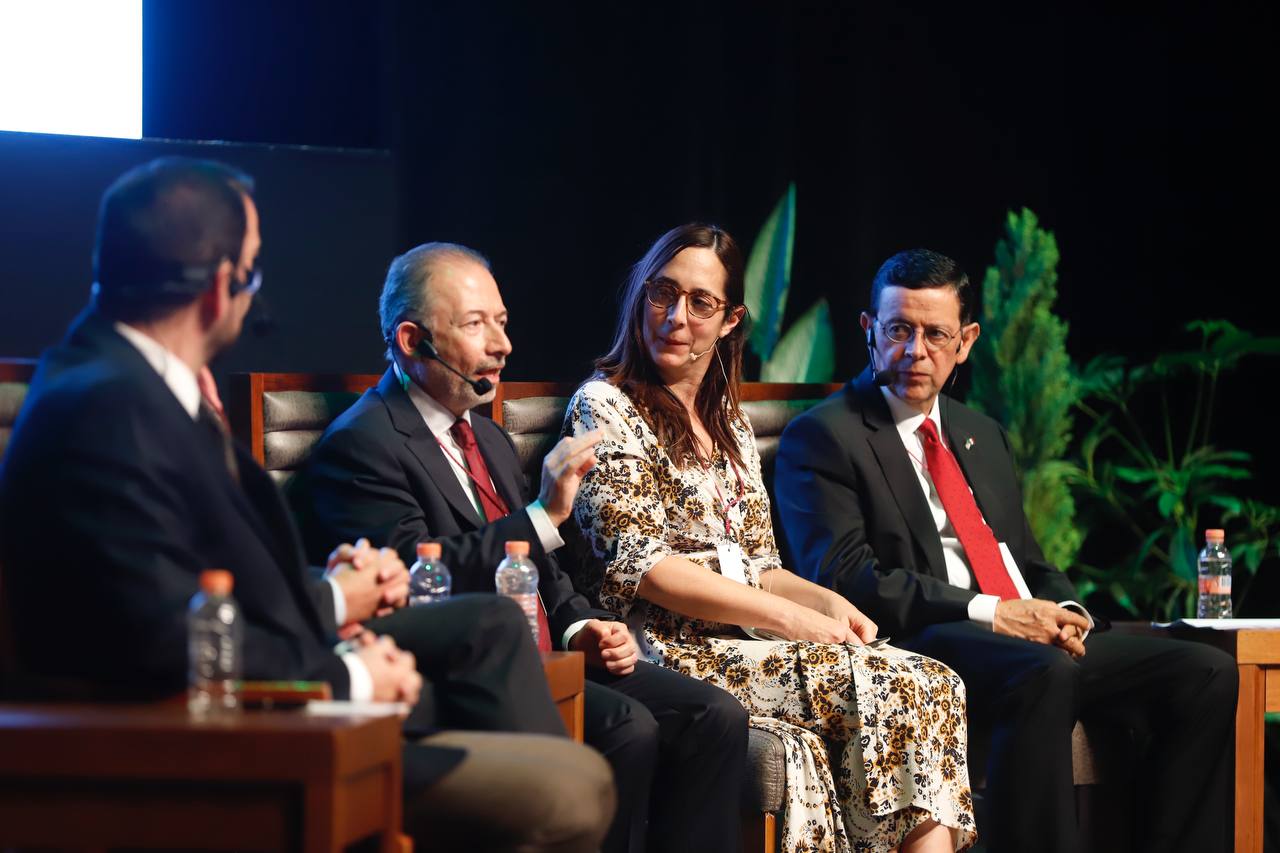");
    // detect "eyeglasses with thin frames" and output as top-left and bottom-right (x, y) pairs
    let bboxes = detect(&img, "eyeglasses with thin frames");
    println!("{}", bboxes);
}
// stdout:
(645, 279), (729, 320)
(873, 318), (965, 352)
